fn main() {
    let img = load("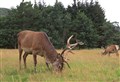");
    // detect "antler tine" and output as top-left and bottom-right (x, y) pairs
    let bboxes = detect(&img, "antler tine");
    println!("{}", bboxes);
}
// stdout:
(60, 48), (69, 56)
(67, 35), (83, 49)
(67, 35), (74, 49)
(64, 60), (71, 69)
(61, 35), (74, 56)
(76, 39), (84, 45)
